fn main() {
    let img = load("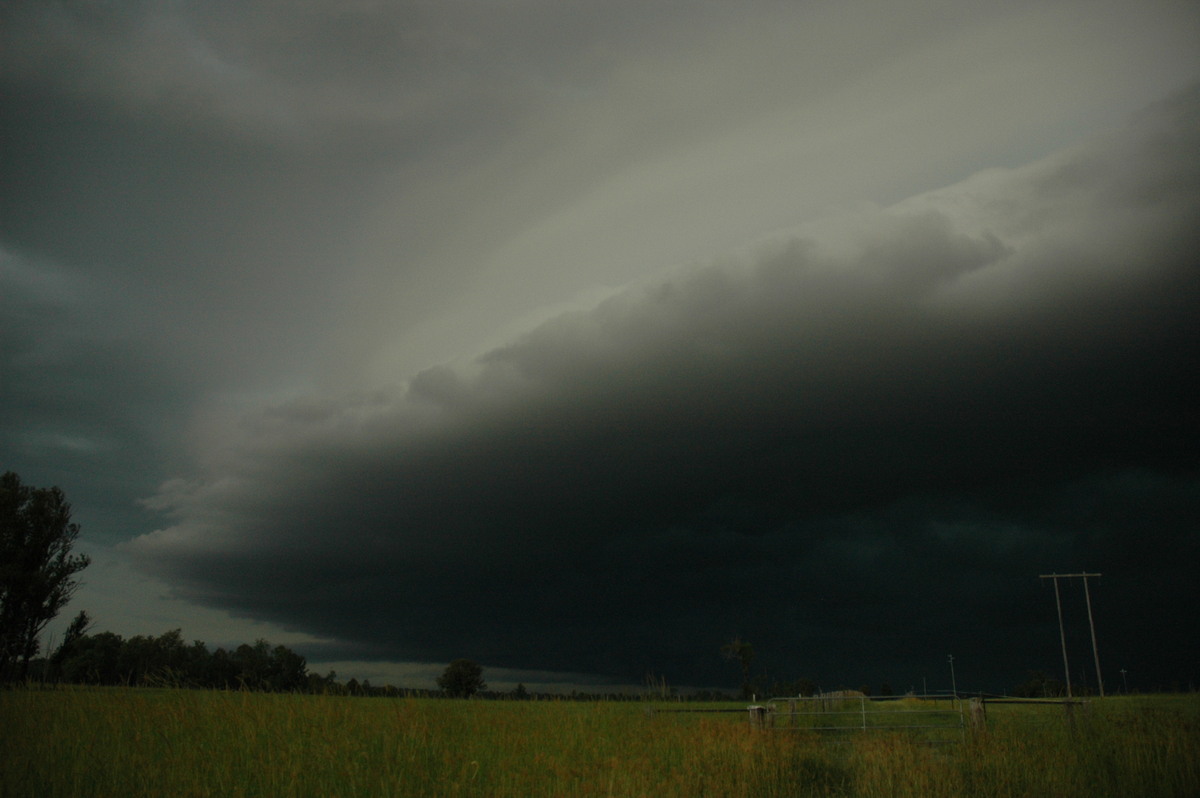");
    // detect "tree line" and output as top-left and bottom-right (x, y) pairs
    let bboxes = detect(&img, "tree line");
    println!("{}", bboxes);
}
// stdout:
(35, 622), (335, 692)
